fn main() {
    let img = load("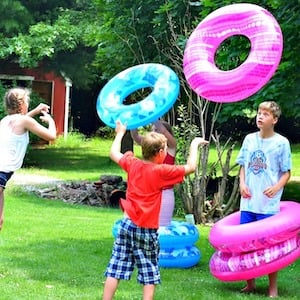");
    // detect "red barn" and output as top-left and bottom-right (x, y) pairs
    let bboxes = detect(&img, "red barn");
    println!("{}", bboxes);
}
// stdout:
(0, 64), (72, 137)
